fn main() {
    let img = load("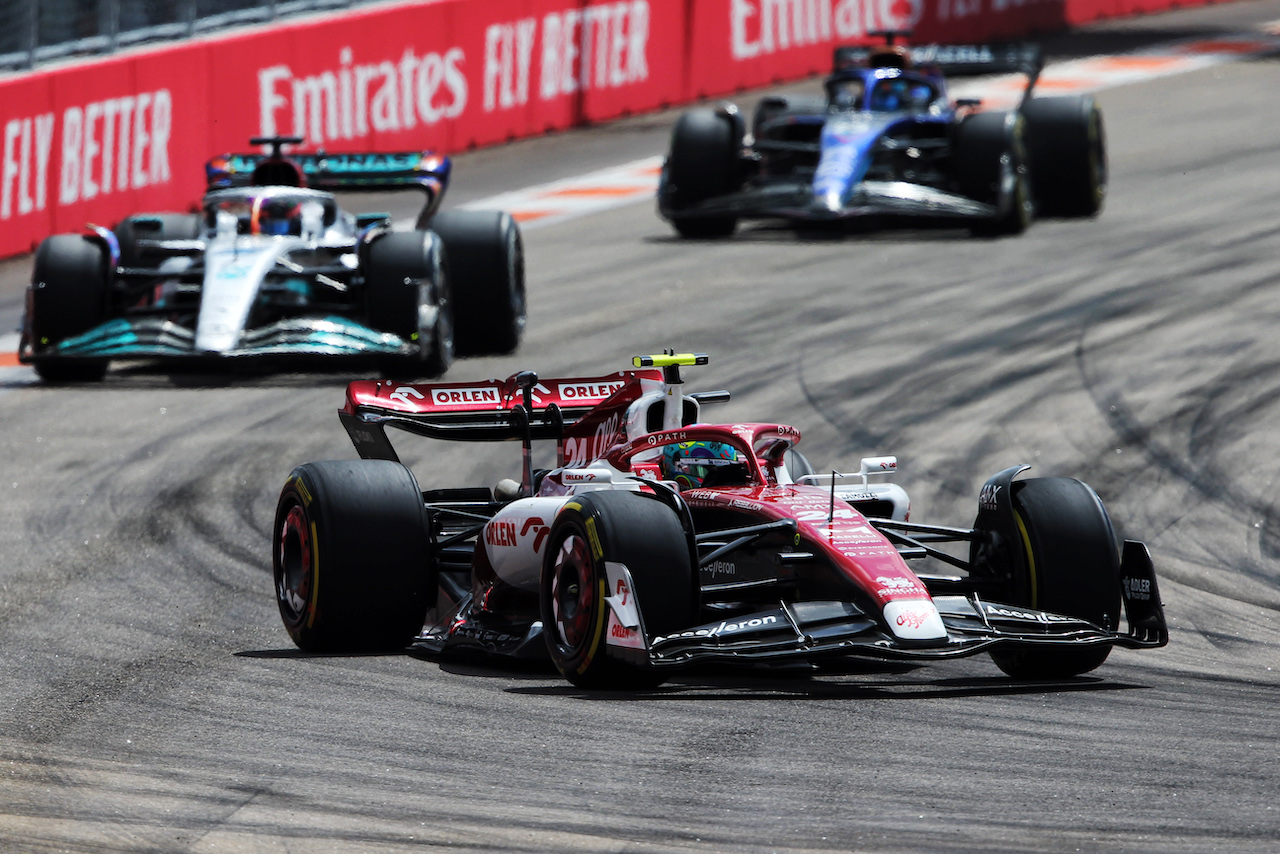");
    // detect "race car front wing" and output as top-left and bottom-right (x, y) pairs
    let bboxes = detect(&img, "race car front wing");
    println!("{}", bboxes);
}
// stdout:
(664, 179), (996, 223)
(640, 541), (1166, 668)
(20, 315), (413, 362)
